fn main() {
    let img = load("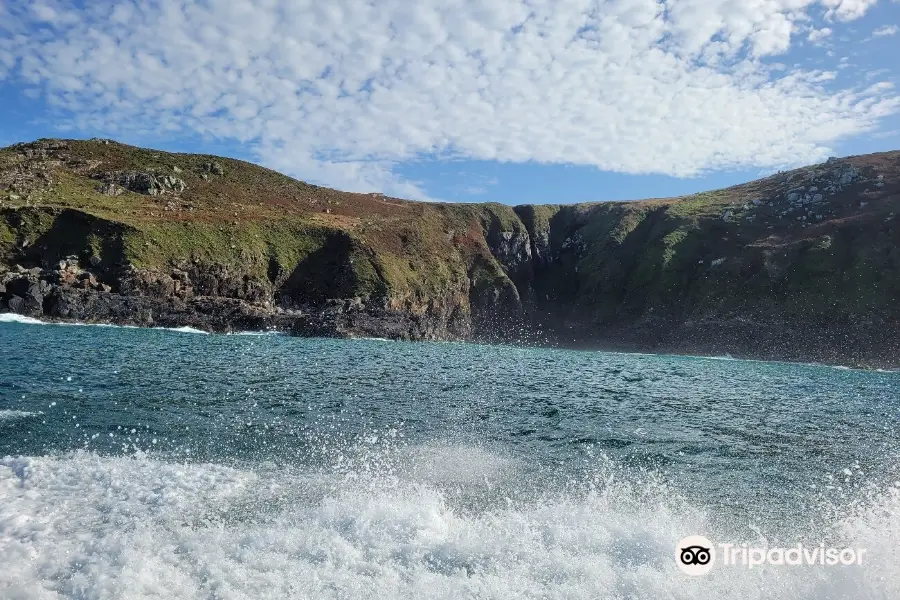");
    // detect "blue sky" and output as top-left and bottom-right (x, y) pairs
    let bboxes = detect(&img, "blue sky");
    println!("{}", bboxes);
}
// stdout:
(1, 0), (899, 204)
